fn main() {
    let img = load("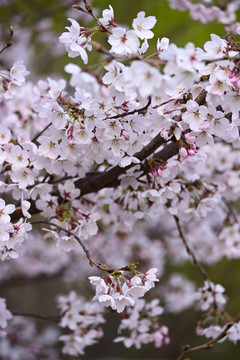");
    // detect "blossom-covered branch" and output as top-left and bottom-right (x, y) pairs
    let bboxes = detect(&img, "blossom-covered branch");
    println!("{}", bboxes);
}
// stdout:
(177, 314), (240, 360)
(2, 0), (240, 358)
